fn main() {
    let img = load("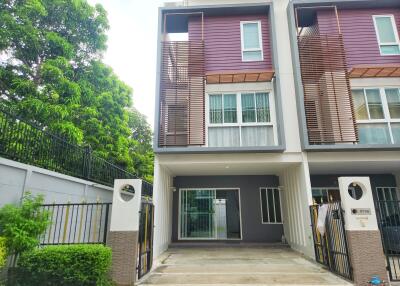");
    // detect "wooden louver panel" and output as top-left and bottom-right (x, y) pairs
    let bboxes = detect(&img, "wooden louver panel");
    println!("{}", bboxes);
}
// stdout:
(158, 41), (205, 147)
(298, 33), (358, 144)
